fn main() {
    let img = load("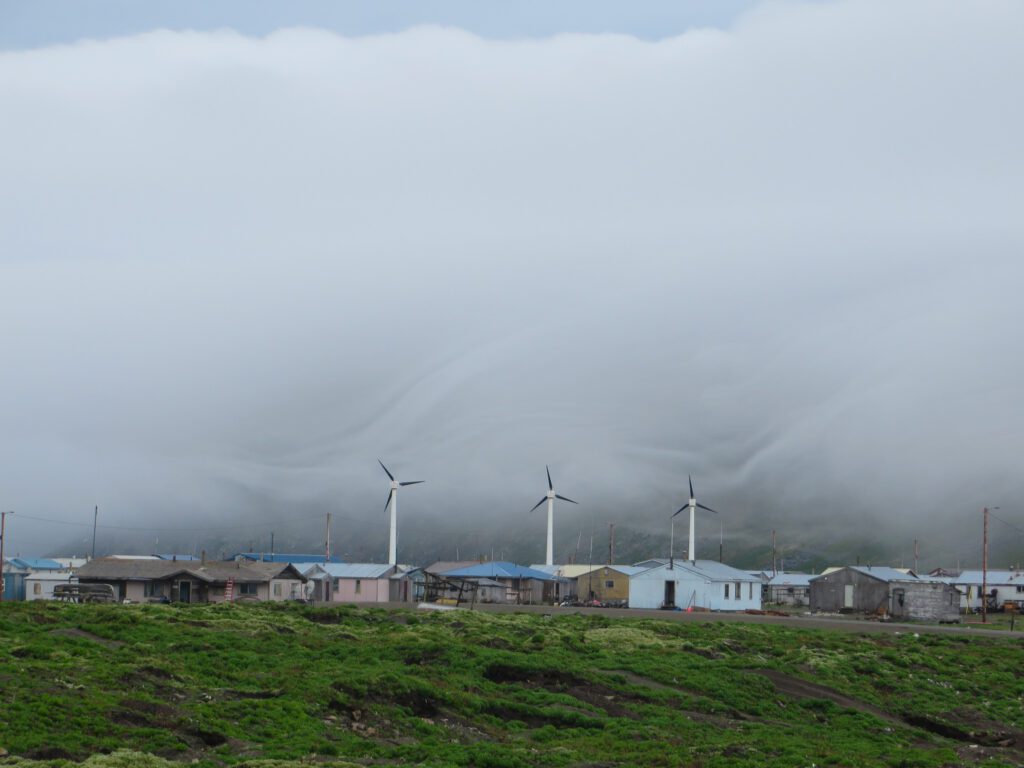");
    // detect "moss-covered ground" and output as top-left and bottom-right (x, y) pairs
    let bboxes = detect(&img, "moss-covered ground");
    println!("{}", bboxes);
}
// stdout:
(1, 602), (1022, 767)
